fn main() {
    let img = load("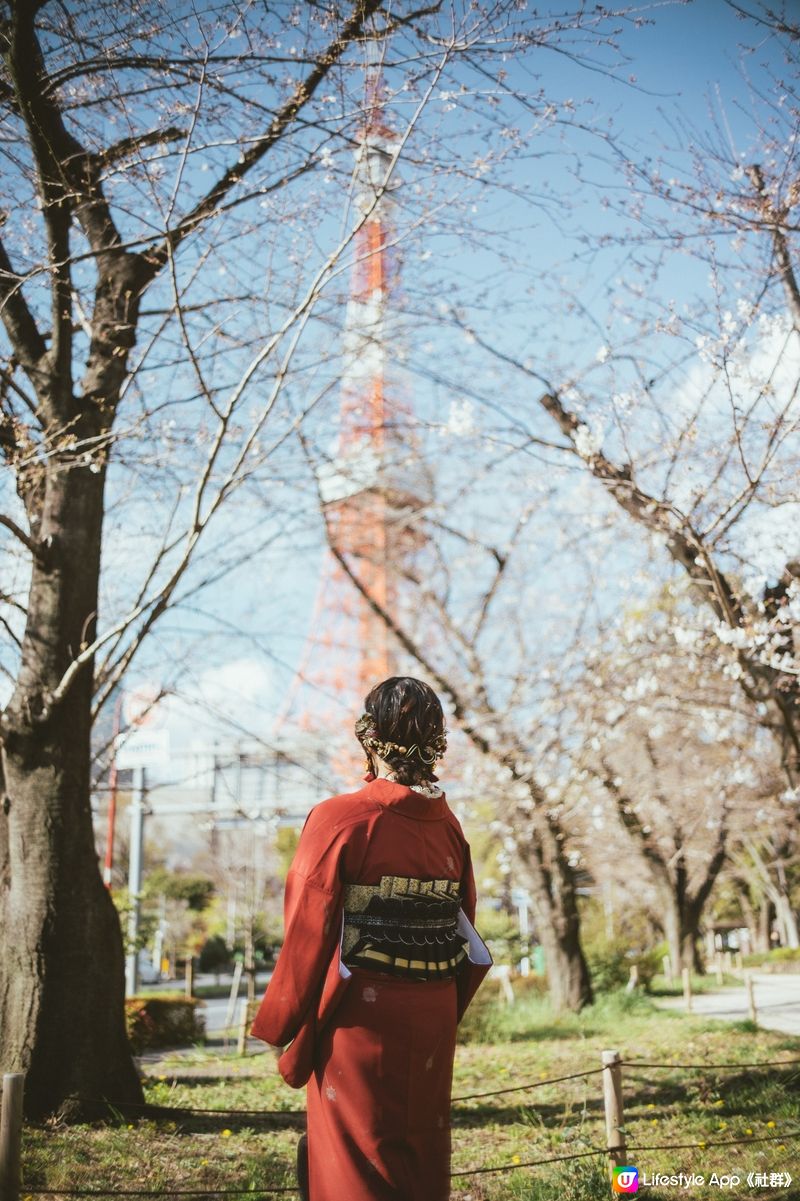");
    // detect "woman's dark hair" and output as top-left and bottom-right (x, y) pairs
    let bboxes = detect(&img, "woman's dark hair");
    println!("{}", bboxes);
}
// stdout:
(359, 676), (446, 785)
